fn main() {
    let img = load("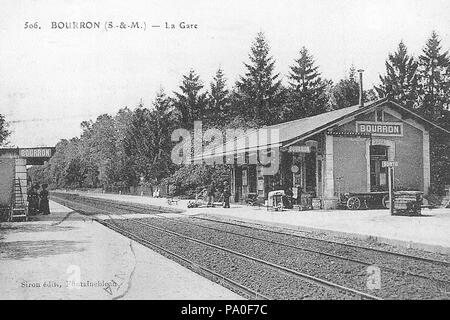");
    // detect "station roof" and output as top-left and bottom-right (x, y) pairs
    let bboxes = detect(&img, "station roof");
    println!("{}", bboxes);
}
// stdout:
(200, 98), (450, 160)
